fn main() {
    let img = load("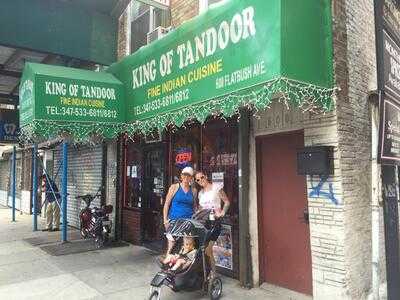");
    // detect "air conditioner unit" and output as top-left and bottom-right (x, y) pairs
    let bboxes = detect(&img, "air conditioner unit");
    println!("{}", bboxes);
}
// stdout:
(147, 26), (171, 44)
